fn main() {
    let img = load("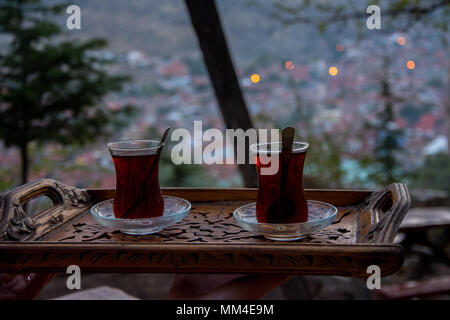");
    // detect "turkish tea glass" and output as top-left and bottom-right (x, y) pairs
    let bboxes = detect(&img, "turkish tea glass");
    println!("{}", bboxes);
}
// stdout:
(107, 140), (164, 219)
(250, 141), (309, 223)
